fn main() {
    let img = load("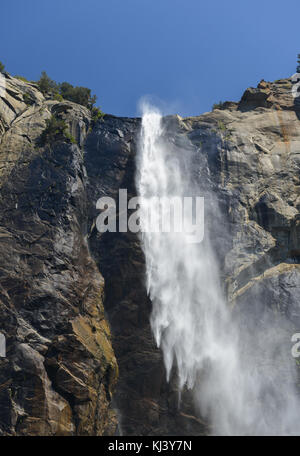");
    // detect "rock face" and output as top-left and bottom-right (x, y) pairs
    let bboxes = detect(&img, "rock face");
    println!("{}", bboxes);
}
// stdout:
(0, 75), (118, 435)
(0, 72), (300, 435)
